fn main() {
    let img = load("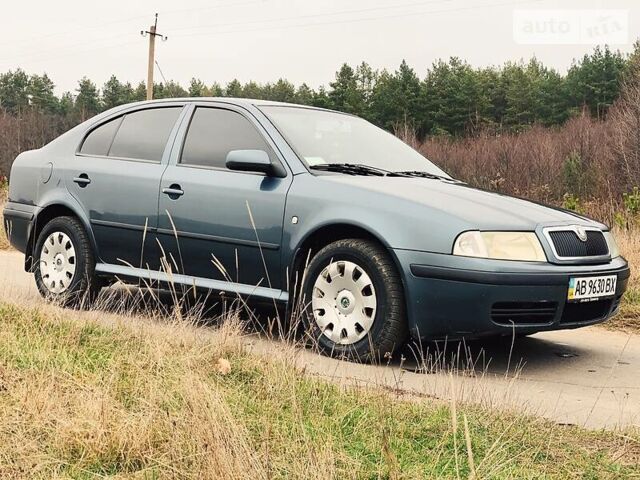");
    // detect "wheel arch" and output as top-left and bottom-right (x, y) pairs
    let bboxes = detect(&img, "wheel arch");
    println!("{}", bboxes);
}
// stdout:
(26, 200), (97, 271)
(287, 222), (407, 303)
